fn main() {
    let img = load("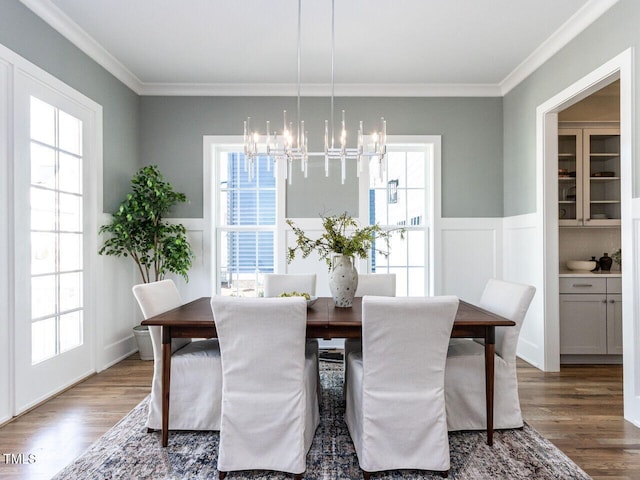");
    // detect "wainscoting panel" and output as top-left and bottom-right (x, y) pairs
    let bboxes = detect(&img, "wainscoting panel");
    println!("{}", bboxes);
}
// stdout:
(96, 213), (138, 371)
(437, 218), (502, 304)
(166, 218), (211, 302)
(503, 213), (543, 368)
(624, 203), (640, 427)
